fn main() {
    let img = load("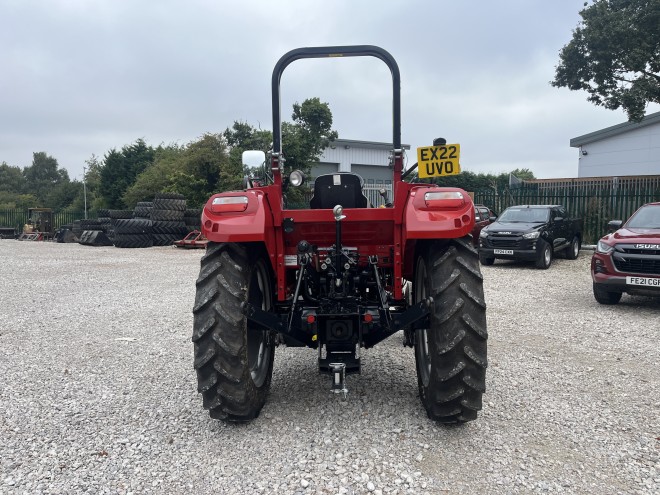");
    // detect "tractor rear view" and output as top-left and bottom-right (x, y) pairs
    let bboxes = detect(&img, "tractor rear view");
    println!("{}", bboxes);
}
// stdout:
(192, 46), (487, 423)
